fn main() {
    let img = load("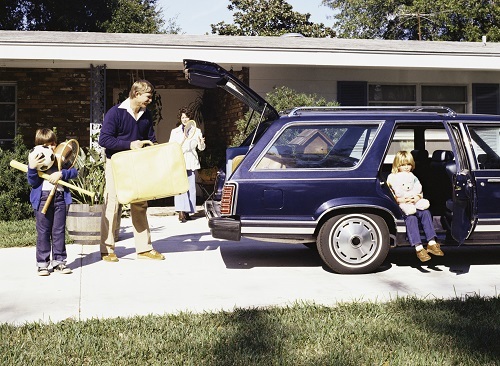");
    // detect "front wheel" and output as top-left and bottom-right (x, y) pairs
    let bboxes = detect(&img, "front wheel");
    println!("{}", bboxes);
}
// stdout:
(317, 213), (389, 274)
